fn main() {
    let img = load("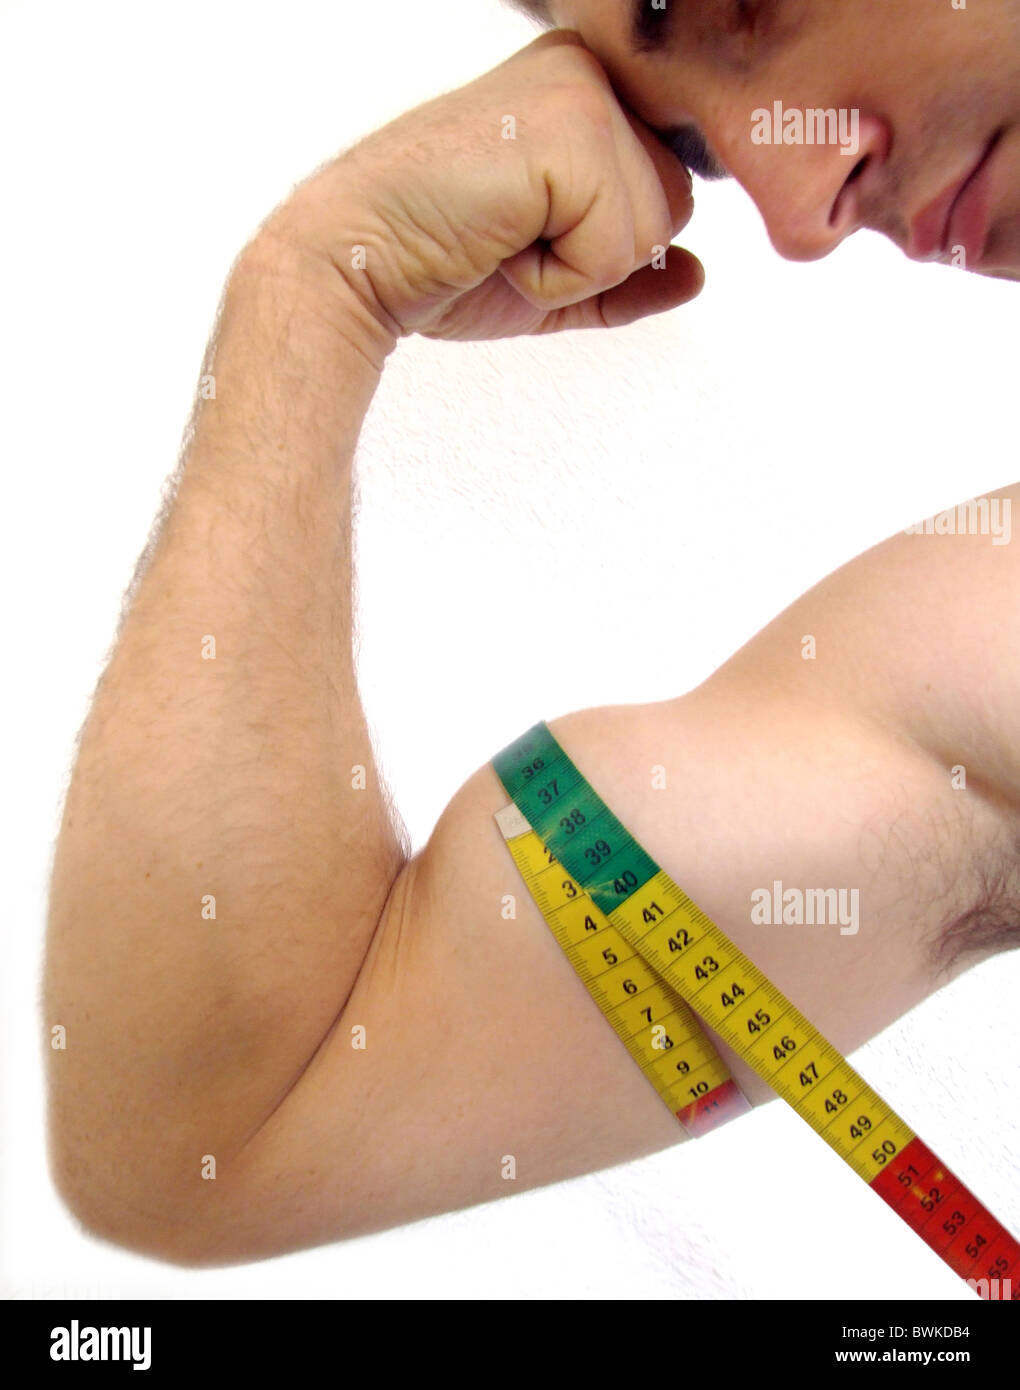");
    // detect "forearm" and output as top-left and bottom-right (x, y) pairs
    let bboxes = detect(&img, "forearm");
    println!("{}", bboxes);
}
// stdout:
(44, 229), (405, 1234)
